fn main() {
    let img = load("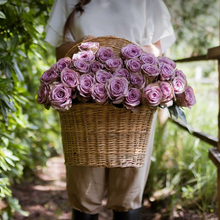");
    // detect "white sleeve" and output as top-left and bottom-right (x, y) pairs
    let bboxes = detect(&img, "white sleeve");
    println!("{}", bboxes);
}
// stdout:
(142, 0), (176, 53)
(45, 0), (75, 47)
